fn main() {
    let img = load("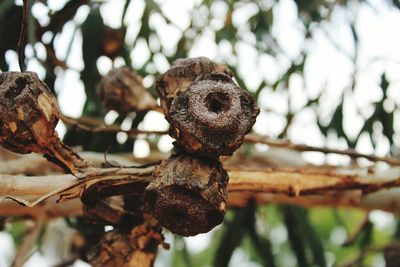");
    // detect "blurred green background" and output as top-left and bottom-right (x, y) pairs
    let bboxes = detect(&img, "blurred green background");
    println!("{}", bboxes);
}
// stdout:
(1, 0), (400, 266)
